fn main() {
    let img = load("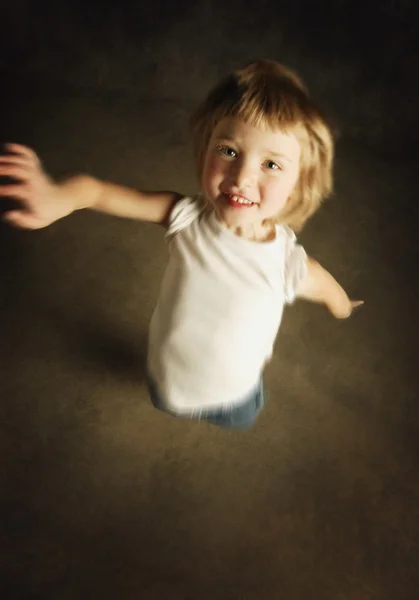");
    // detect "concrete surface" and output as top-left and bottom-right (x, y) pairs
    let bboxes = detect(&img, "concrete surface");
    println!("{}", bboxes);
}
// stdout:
(0, 1), (418, 598)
